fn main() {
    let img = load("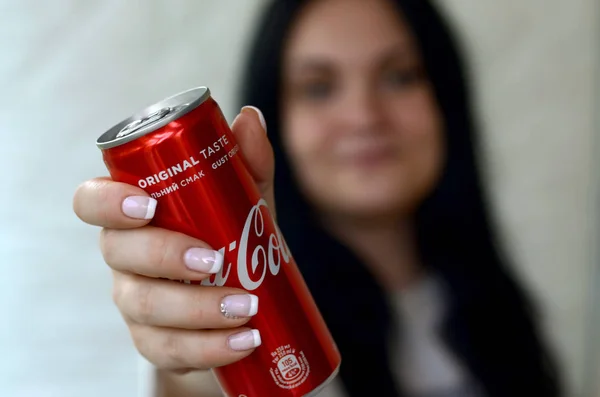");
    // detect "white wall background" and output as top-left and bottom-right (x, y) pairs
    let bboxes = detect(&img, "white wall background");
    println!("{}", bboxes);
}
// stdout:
(0, 1), (597, 396)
